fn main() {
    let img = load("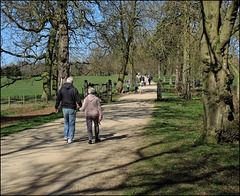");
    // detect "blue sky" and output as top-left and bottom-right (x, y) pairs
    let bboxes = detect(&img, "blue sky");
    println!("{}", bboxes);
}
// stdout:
(0, 1), (97, 67)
